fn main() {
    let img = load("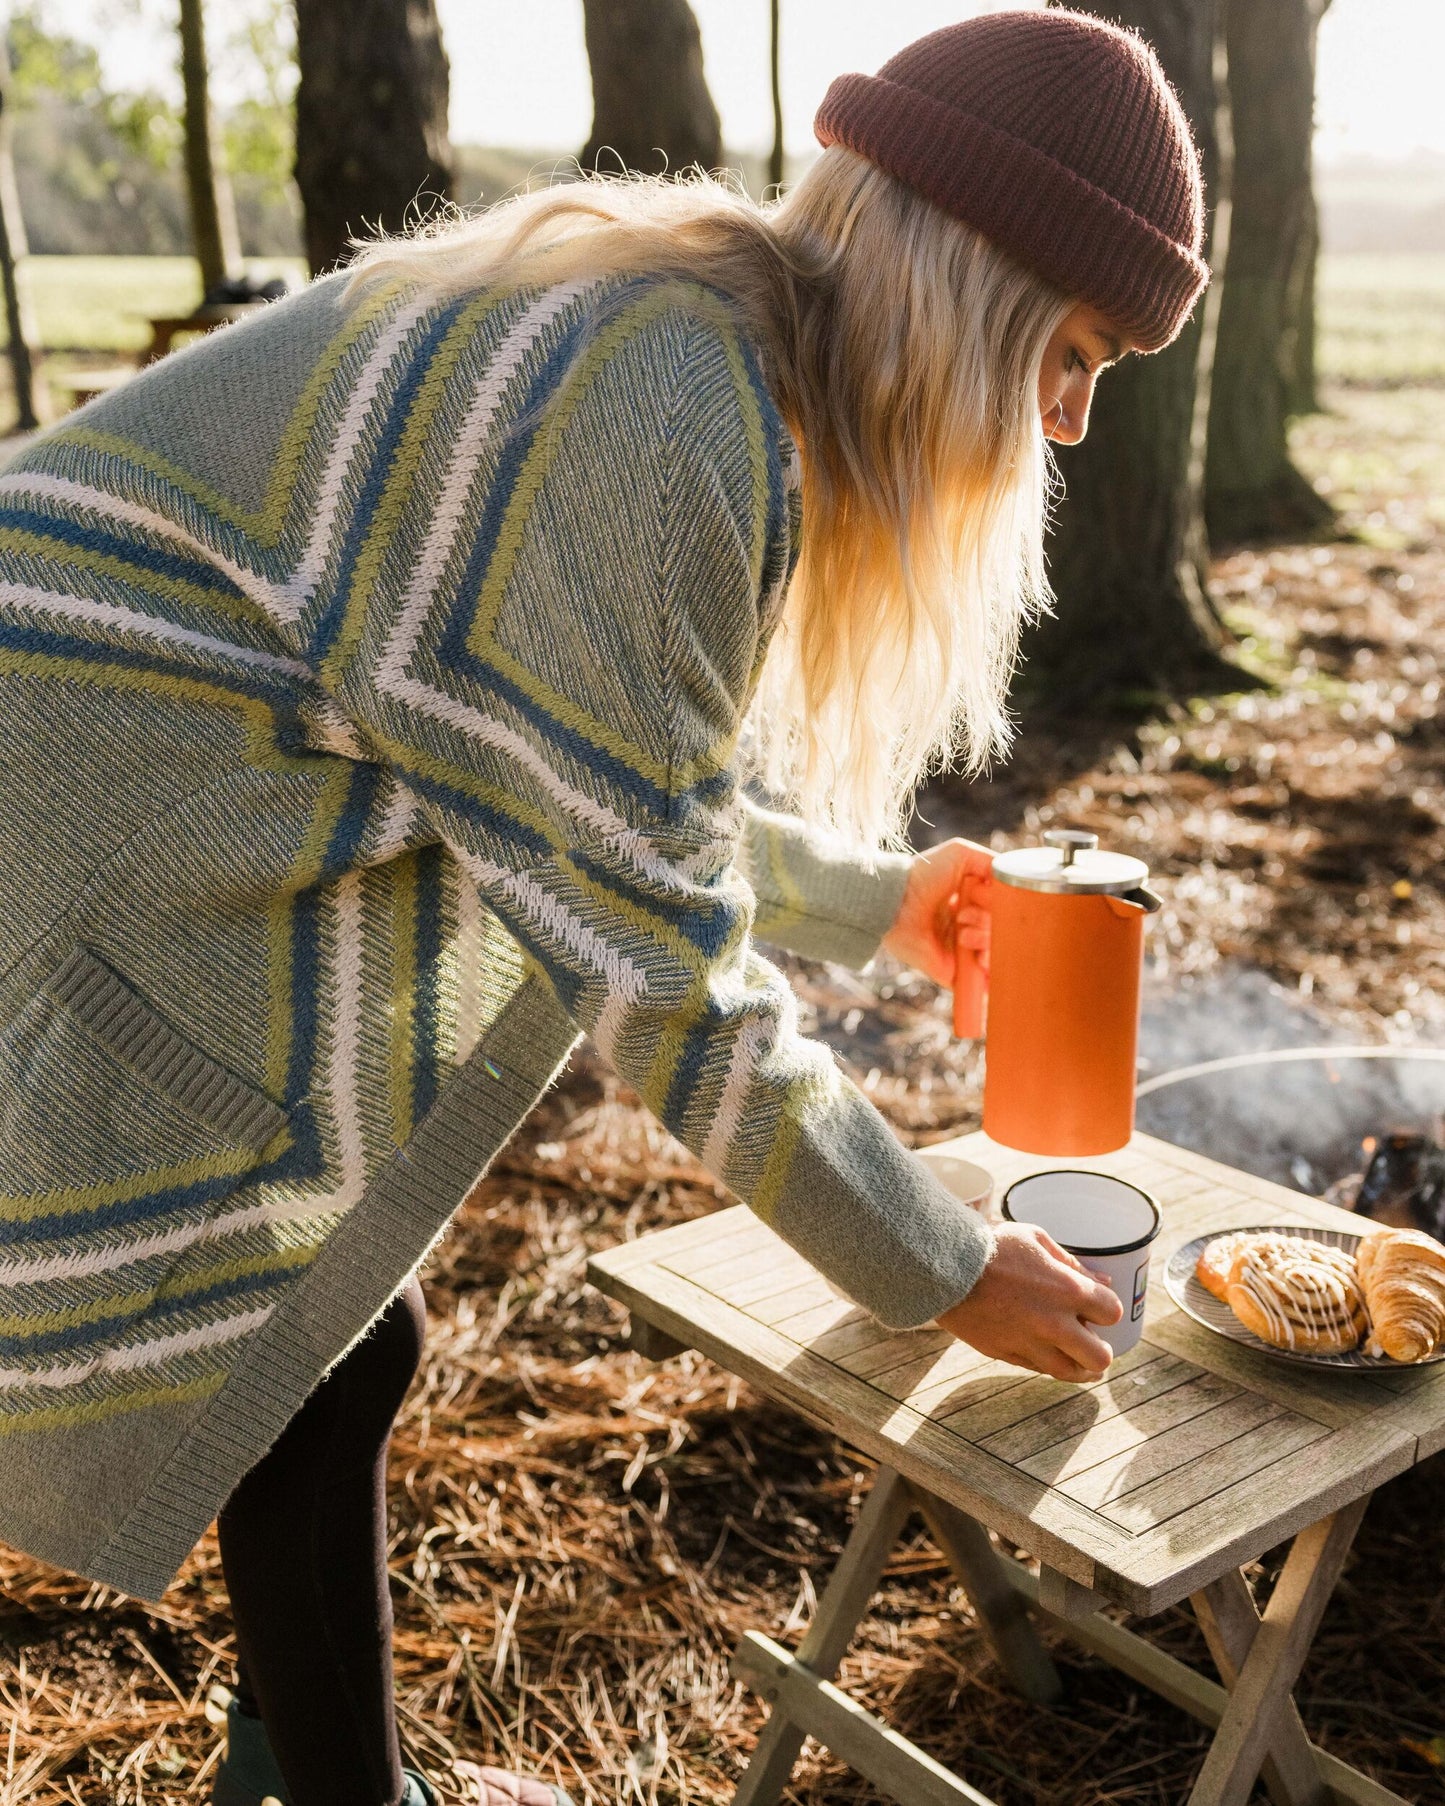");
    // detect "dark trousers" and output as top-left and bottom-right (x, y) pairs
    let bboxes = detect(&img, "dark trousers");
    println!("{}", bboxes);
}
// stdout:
(217, 1275), (427, 1806)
